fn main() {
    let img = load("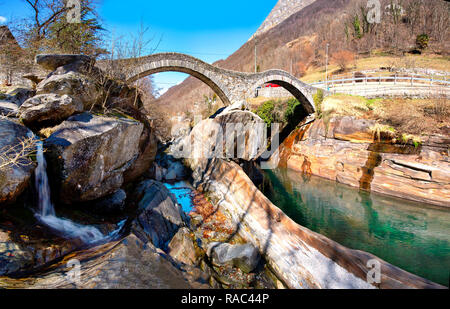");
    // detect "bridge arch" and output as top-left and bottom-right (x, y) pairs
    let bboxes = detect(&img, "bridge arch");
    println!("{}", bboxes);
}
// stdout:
(118, 53), (318, 112)
(125, 53), (233, 106)
(248, 71), (316, 114)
